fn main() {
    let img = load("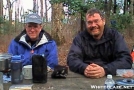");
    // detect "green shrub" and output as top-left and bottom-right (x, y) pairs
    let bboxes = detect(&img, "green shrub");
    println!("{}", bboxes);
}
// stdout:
(110, 13), (132, 32)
